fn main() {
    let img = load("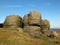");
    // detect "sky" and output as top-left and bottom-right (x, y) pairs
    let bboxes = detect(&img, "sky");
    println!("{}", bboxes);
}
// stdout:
(0, 0), (60, 28)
